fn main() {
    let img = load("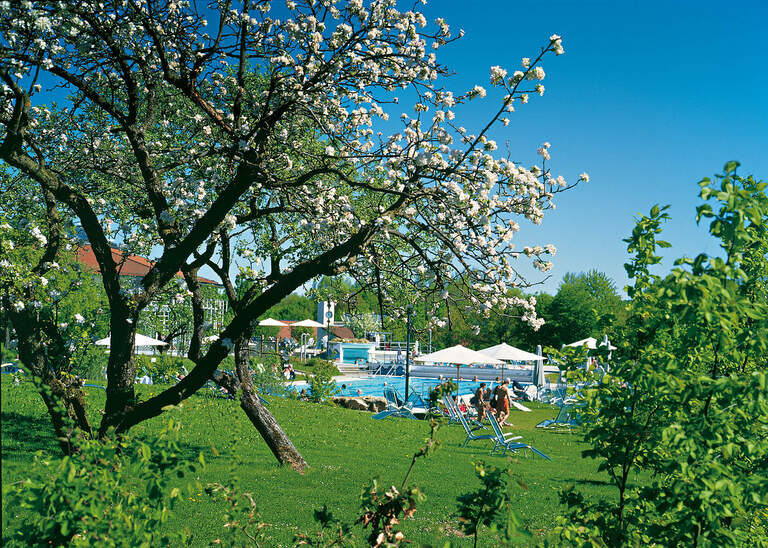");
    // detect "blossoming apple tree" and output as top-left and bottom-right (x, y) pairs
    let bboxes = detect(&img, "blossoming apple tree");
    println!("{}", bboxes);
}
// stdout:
(0, 0), (584, 470)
